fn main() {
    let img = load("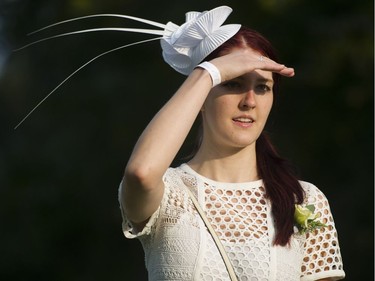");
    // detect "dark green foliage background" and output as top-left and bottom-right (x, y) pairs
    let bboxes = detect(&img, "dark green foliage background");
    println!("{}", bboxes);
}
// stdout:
(0, 0), (373, 280)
